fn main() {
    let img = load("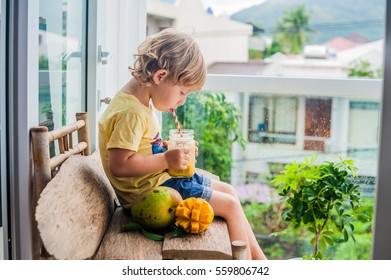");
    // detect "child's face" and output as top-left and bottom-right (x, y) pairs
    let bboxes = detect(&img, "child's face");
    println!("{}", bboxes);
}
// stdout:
(150, 70), (200, 112)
